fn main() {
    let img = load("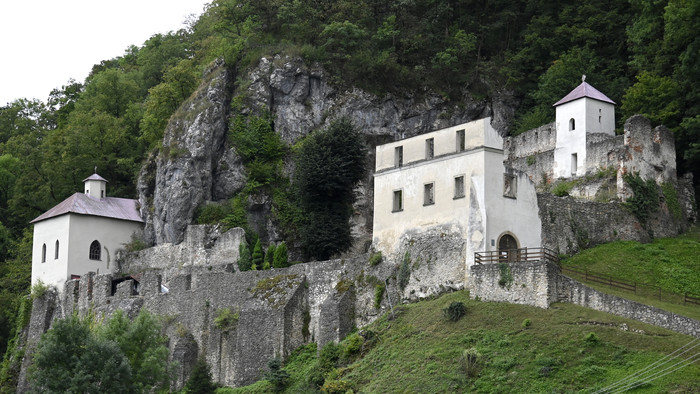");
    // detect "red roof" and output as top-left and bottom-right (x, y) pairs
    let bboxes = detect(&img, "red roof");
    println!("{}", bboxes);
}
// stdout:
(31, 193), (143, 224)
(553, 82), (616, 106)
